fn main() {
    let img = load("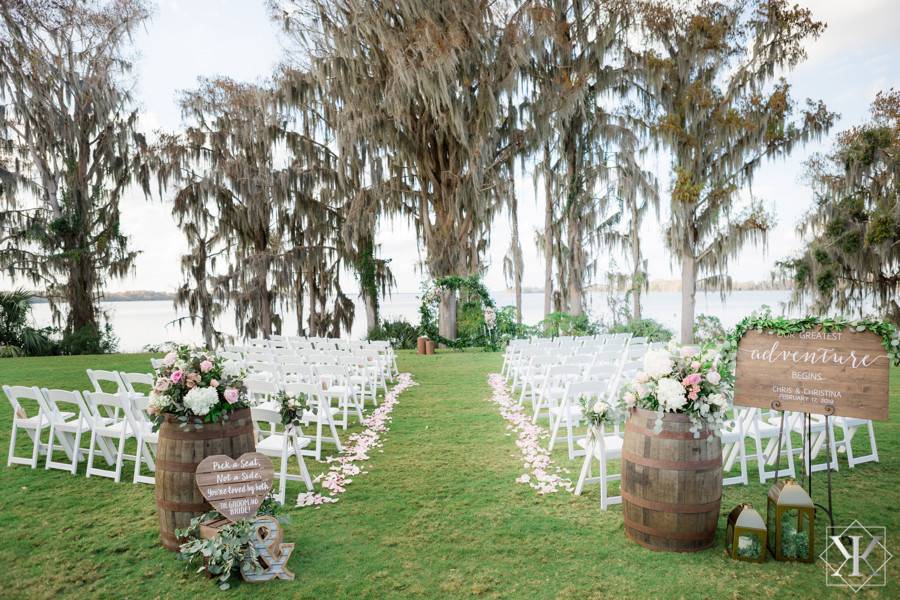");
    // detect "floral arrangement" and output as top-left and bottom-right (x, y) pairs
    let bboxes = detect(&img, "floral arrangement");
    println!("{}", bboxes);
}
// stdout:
(273, 390), (310, 429)
(620, 341), (731, 437)
(148, 345), (248, 428)
(176, 495), (283, 590)
(580, 394), (620, 432)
